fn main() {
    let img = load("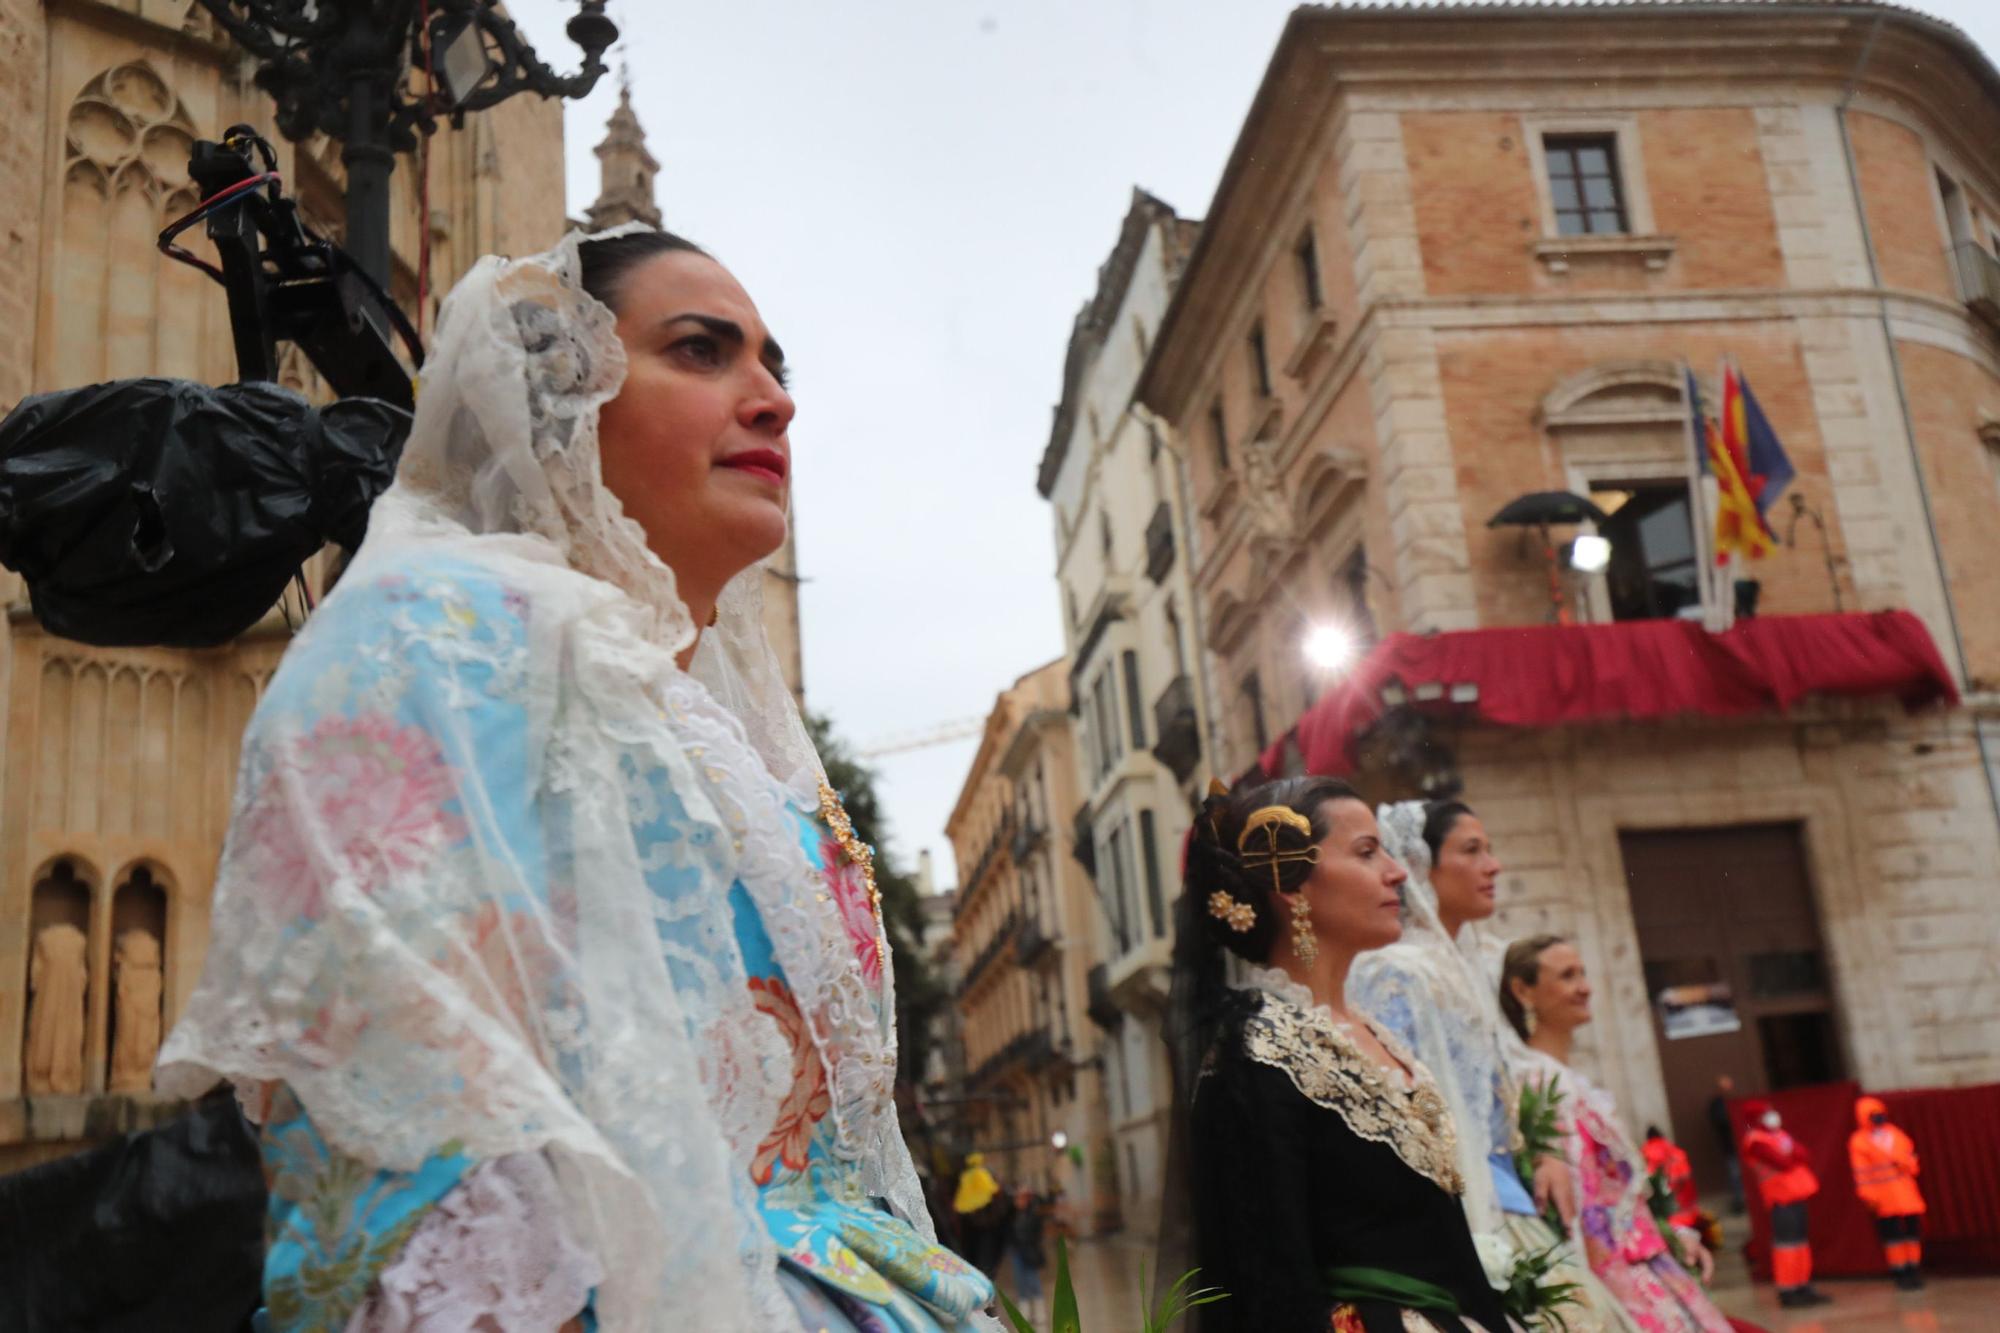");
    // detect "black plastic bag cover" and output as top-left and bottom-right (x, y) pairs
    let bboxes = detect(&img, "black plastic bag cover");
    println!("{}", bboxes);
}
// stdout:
(0, 377), (409, 647)
(0, 1091), (266, 1333)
